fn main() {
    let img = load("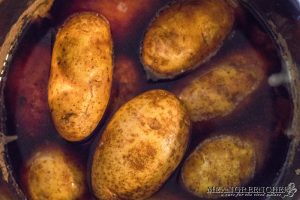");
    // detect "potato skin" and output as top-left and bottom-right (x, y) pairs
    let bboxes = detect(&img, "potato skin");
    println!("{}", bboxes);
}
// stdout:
(5, 44), (55, 140)
(141, 0), (234, 80)
(181, 135), (256, 198)
(48, 12), (113, 141)
(23, 146), (86, 200)
(110, 54), (144, 112)
(0, 181), (18, 200)
(178, 49), (266, 122)
(61, 0), (163, 45)
(91, 90), (190, 200)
